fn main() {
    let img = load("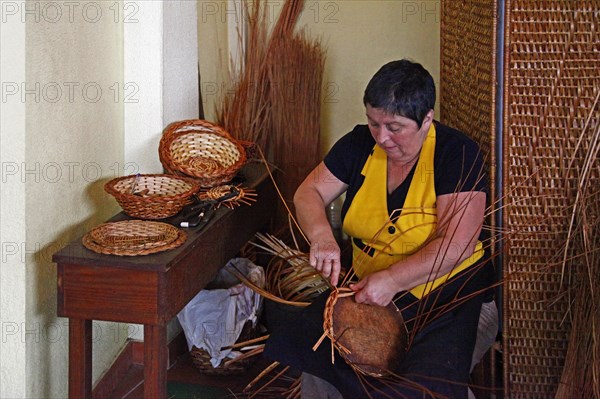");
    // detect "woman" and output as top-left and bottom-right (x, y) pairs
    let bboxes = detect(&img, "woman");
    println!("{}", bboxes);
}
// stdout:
(264, 59), (495, 398)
